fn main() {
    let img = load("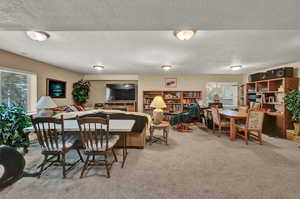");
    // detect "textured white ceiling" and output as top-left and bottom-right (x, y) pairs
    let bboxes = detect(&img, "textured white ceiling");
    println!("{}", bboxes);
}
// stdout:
(1, 0), (300, 30)
(1, 31), (300, 74)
